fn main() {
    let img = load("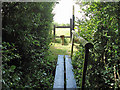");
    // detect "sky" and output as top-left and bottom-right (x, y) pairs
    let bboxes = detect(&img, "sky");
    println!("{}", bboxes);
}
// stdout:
(52, 0), (83, 24)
